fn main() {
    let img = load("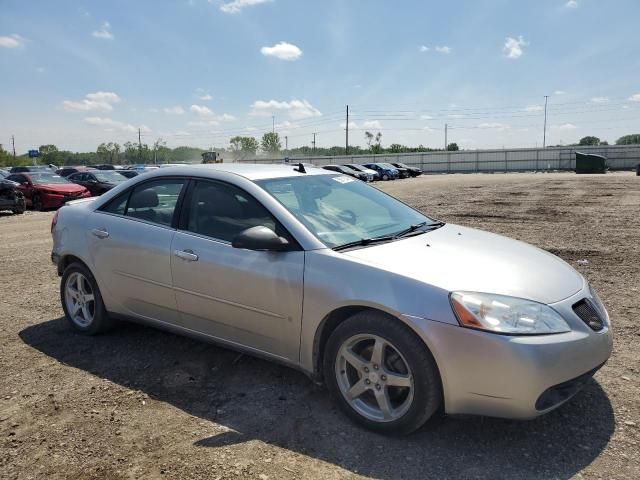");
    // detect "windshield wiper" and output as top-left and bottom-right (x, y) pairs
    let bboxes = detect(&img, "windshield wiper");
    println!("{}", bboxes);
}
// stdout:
(333, 221), (446, 252)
